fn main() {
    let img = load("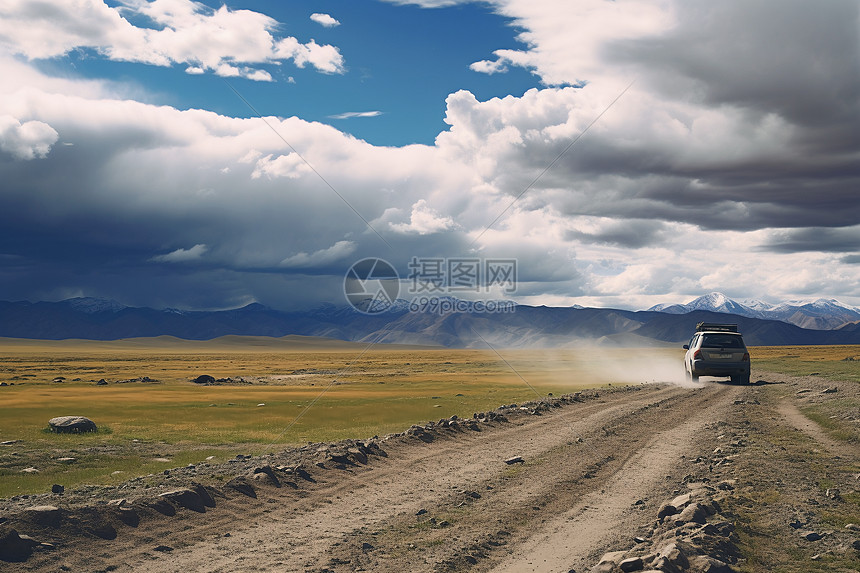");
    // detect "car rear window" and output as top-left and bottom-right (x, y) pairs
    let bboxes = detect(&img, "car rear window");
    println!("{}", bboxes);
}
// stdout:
(701, 334), (745, 348)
